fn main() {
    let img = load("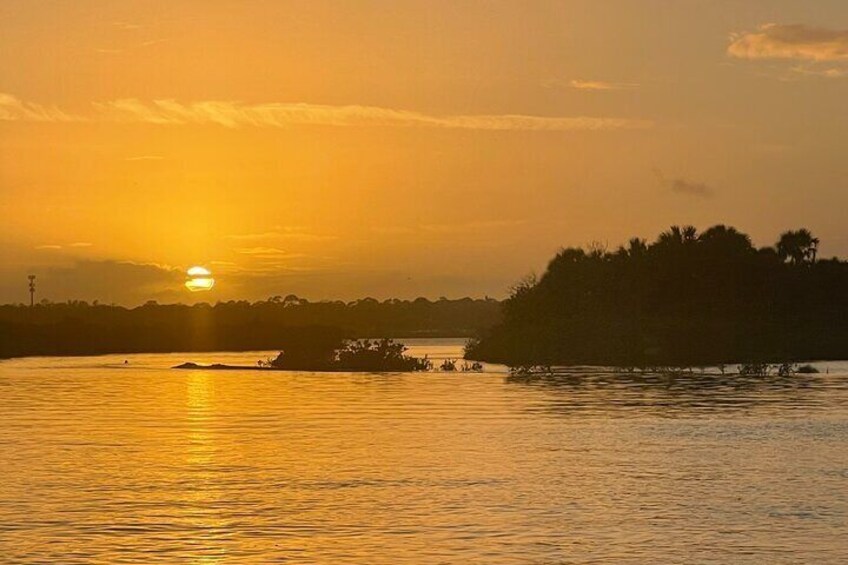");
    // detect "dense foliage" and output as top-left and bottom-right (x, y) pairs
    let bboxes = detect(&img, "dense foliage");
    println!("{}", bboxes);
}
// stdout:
(0, 297), (500, 359)
(466, 226), (848, 367)
(263, 338), (431, 372)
